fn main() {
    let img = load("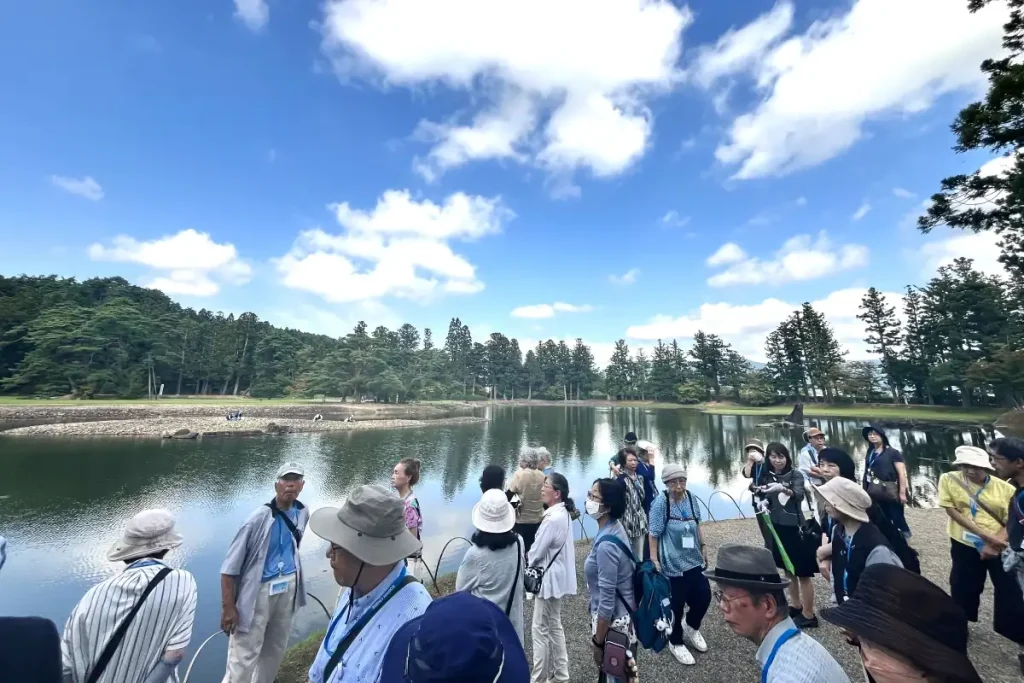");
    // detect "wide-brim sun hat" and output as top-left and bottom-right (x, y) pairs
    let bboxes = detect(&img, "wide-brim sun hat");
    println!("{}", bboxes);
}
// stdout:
(814, 478), (871, 523)
(661, 463), (687, 484)
(952, 445), (995, 472)
(107, 509), (185, 562)
(744, 438), (765, 454)
(309, 484), (422, 566)
(381, 591), (529, 683)
(703, 543), (790, 590)
(472, 489), (516, 534)
(822, 564), (982, 683)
